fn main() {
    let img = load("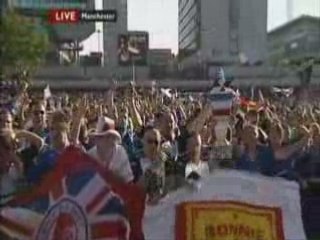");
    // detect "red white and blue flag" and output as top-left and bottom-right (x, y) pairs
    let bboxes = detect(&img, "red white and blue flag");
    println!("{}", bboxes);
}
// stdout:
(0, 147), (145, 240)
(207, 91), (236, 116)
